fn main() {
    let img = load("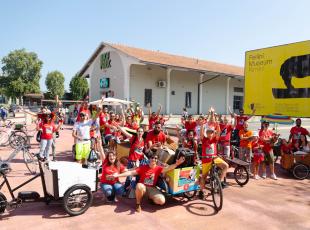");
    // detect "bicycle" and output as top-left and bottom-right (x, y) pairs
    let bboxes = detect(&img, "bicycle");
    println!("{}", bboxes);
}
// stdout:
(200, 156), (223, 212)
(0, 121), (28, 149)
(0, 144), (38, 174)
